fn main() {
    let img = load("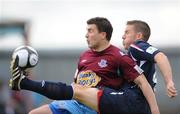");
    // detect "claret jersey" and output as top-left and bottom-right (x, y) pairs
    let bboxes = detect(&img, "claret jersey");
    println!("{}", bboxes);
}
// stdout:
(74, 45), (143, 90)
(128, 40), (160, 88)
